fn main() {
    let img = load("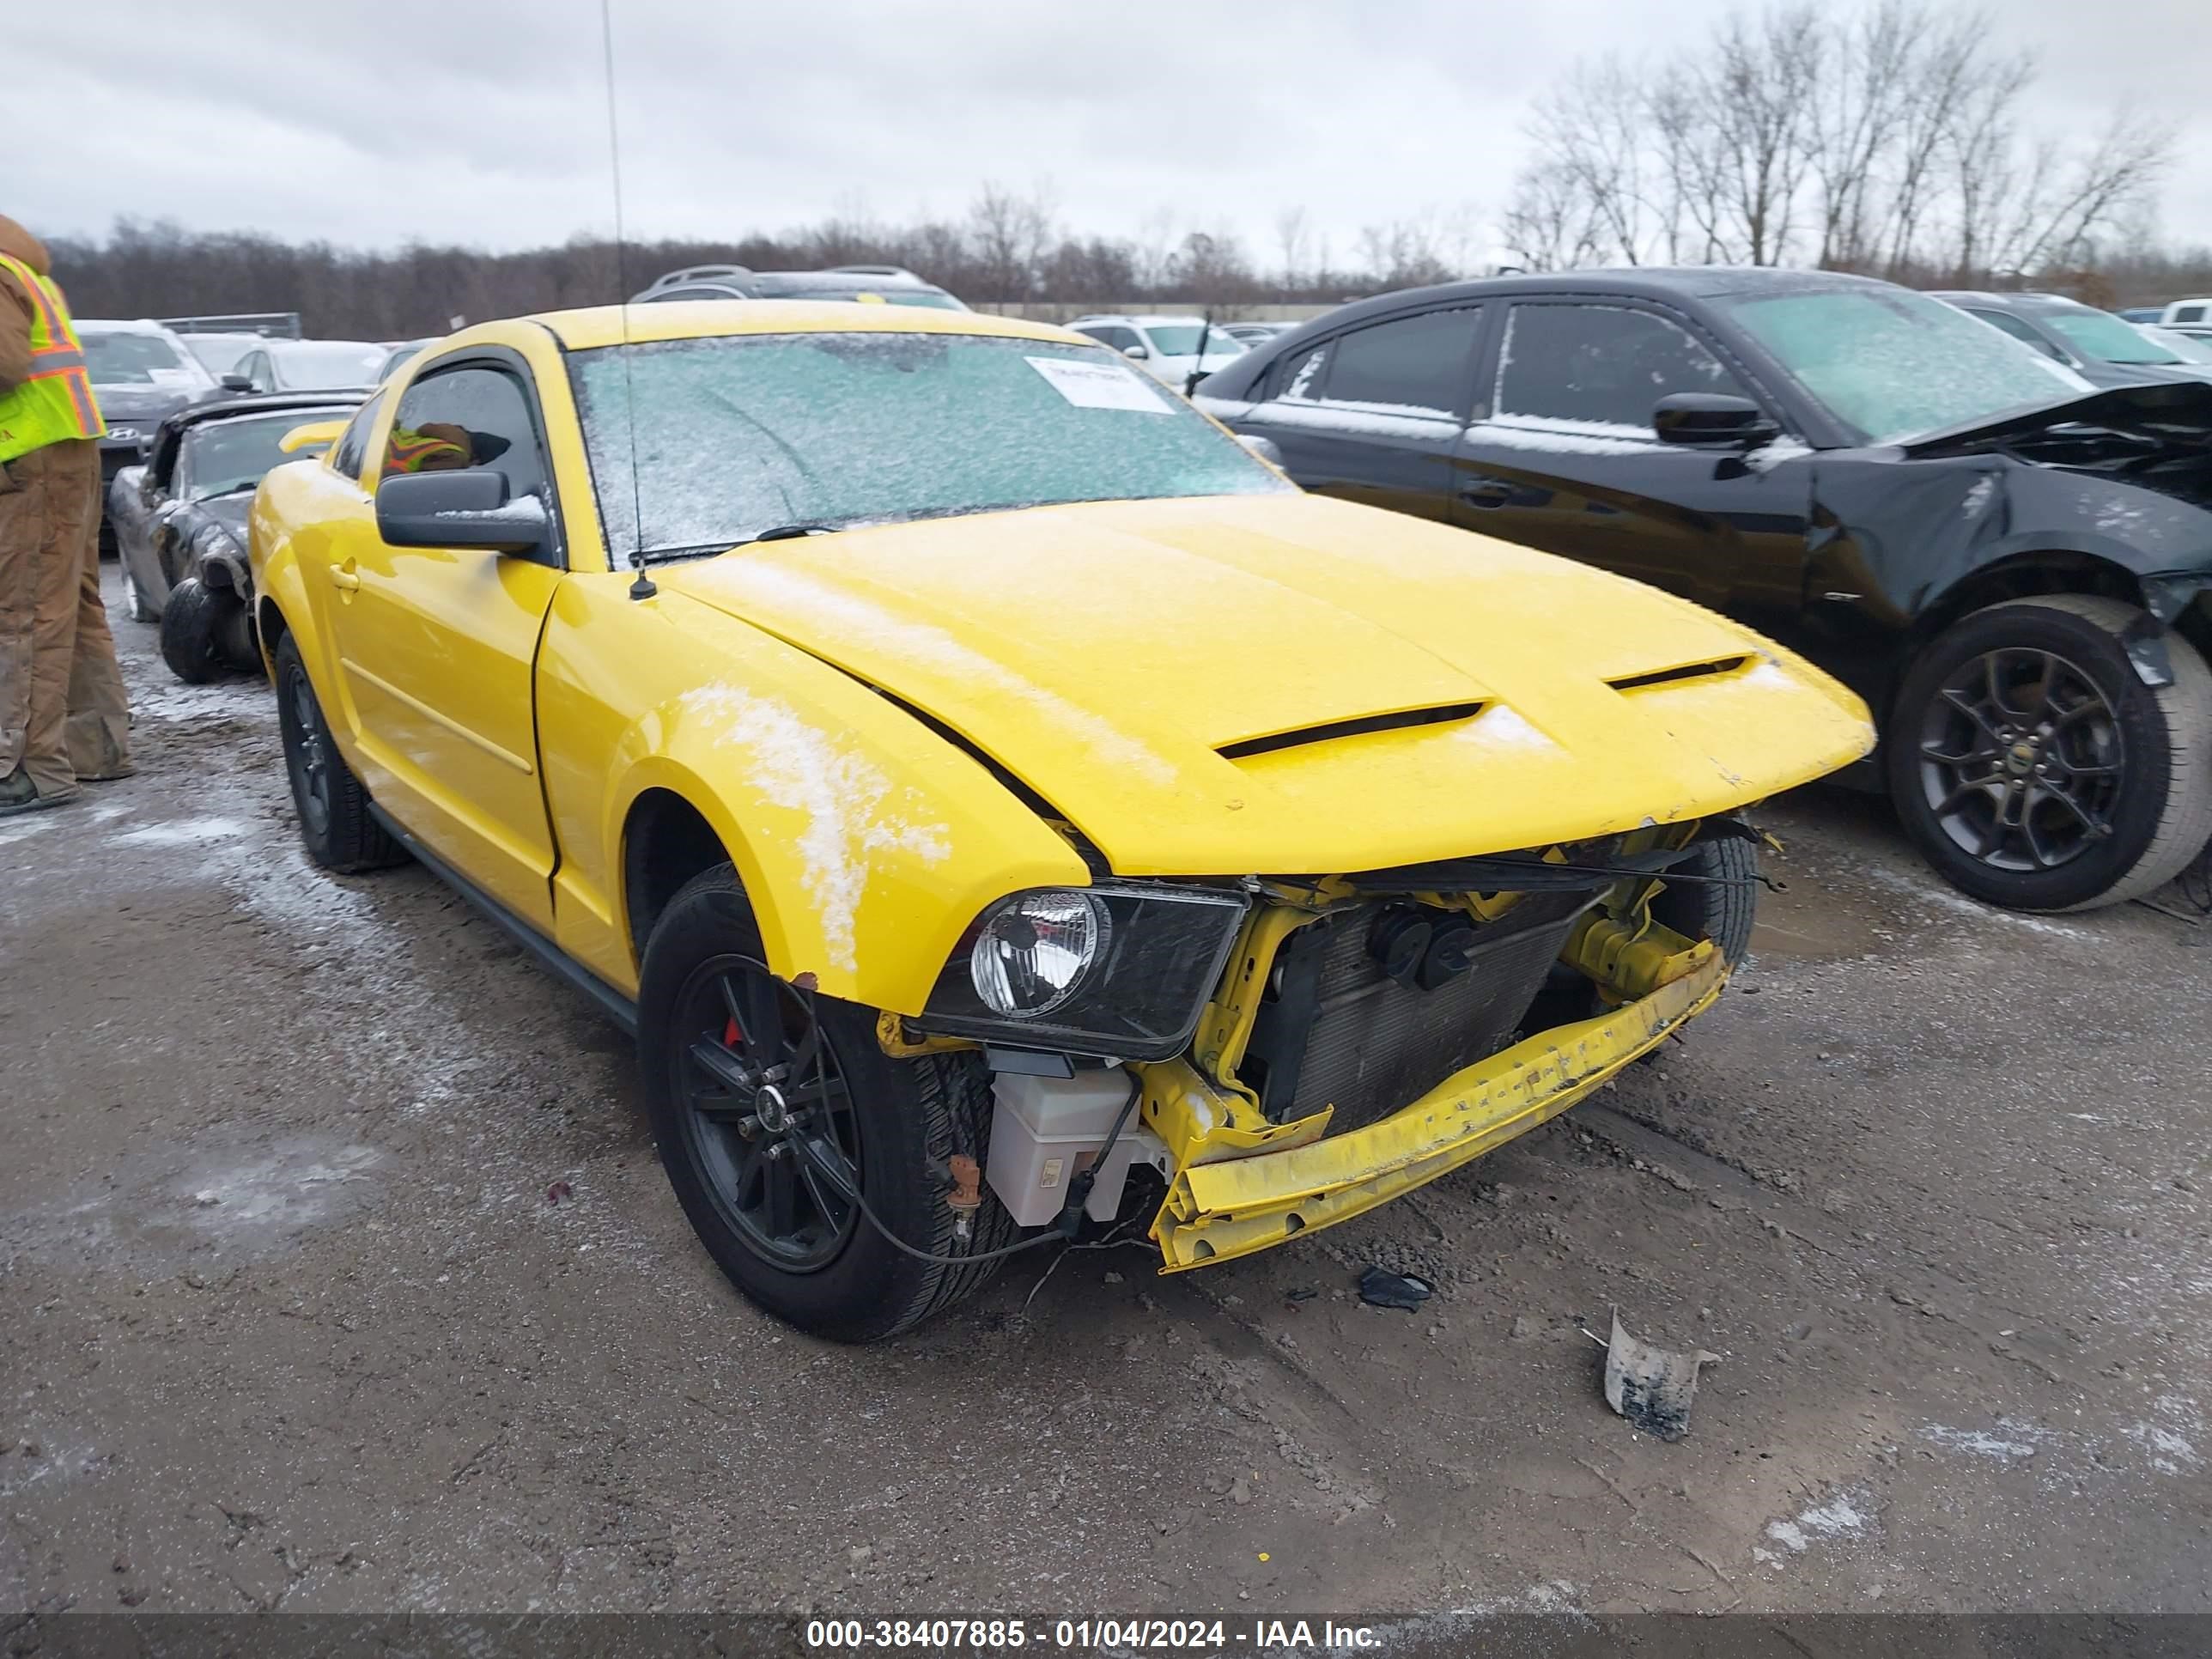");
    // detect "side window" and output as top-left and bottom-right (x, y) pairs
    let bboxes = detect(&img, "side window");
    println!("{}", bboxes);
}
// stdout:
(1272, 309), (1480, 416)
(1497, 303), (1747, 431)
(2175, 305), (2207, 324)
(1094, 325), (1141, 353)
(1971, 309), (2065, 361)
(381, 364), (550, 506)
(329, 389), (388, 483)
